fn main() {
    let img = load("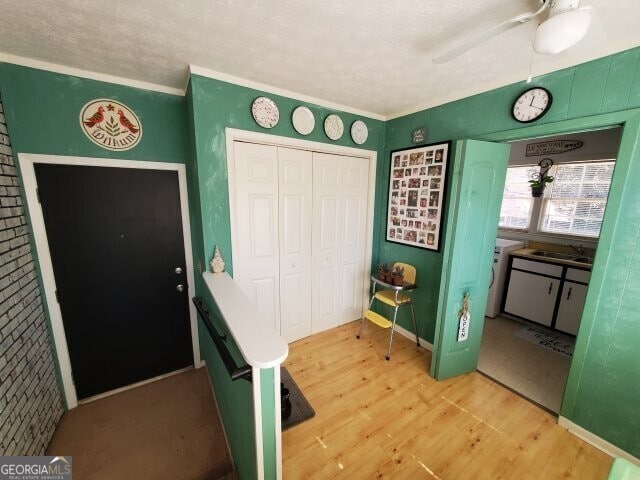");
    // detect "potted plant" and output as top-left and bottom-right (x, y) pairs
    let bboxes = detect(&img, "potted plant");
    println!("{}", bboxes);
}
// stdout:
(528, 172), (554, 197)
(391, 265), (404, 286)
(377, 263), (389, 282)
(529, 158), (554, 197)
